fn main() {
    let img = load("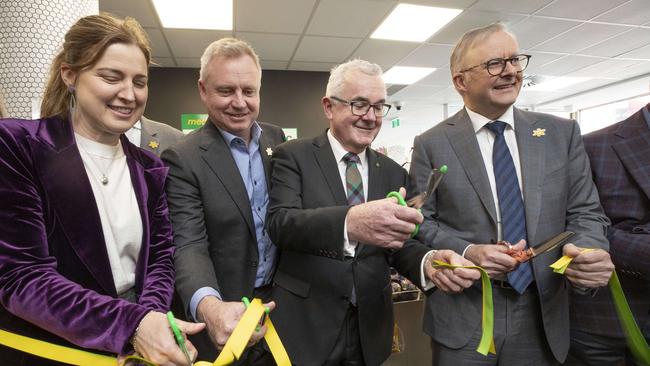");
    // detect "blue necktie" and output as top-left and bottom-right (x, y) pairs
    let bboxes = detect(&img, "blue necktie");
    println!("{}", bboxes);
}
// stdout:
(486, 121), (533, 294)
